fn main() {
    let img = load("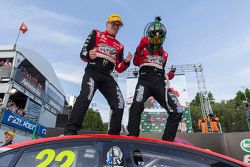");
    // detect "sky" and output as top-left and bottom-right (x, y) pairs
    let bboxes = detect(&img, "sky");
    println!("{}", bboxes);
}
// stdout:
(1, 0), (250, 123)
